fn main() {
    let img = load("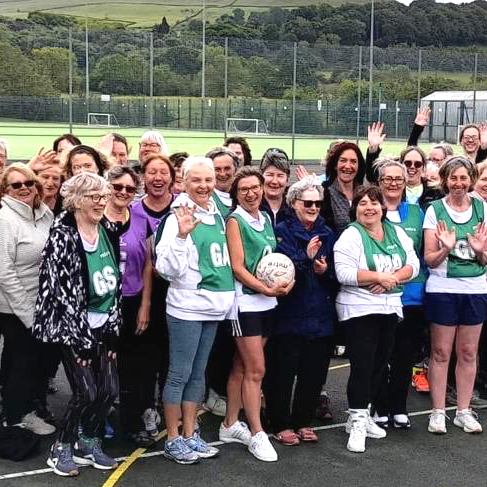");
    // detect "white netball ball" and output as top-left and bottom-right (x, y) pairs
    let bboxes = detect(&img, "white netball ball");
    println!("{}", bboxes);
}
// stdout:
(256, 252), (295, 287)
